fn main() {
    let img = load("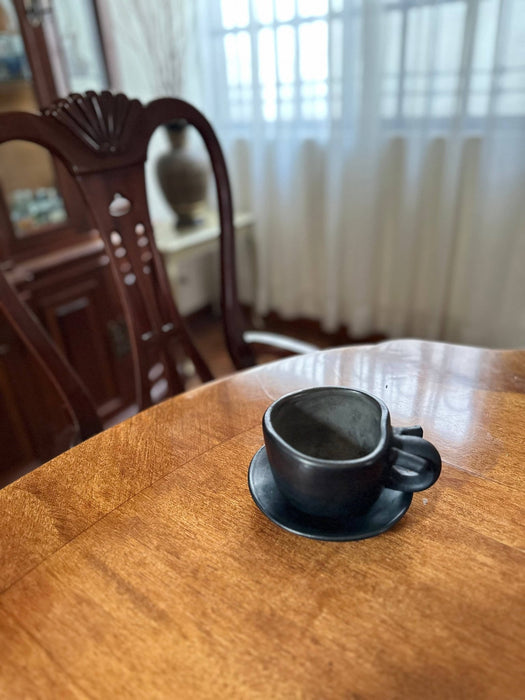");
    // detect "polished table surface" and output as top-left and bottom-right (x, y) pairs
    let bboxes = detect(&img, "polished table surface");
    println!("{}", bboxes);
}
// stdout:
(0, 341), (524, 699)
